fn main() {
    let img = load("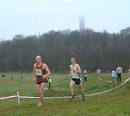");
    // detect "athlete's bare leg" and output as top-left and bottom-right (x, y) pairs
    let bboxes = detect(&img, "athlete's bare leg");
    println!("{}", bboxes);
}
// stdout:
(36, 83), (46, 106)
(70, 80), (75, 100)
(40, 83), (46, 102)
(36, 84), (41, 97)
(78, 84), (84, 95)
(78, 84), (85, 100)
